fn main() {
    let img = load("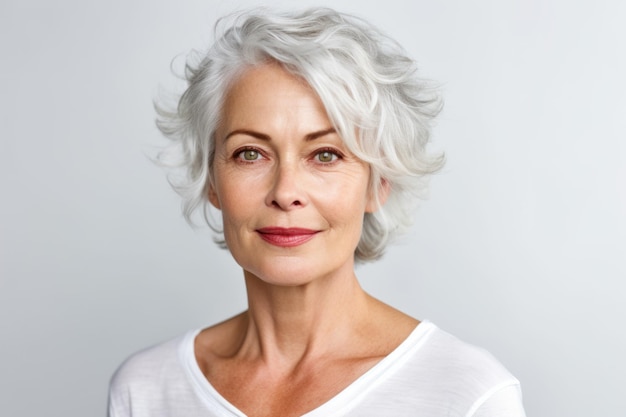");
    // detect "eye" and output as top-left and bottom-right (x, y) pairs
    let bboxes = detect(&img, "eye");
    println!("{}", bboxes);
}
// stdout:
(315, 150), (339, 163)
(236, 149), (262, 161)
